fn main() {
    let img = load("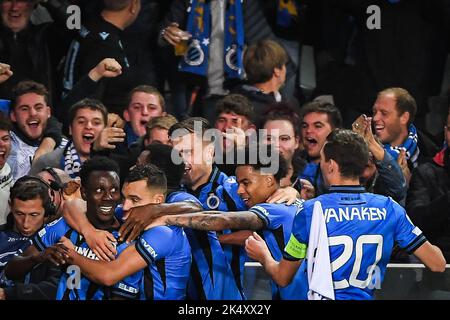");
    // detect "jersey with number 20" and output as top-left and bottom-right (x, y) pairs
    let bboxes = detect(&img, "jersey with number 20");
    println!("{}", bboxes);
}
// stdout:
(284, 186), (426, 300)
